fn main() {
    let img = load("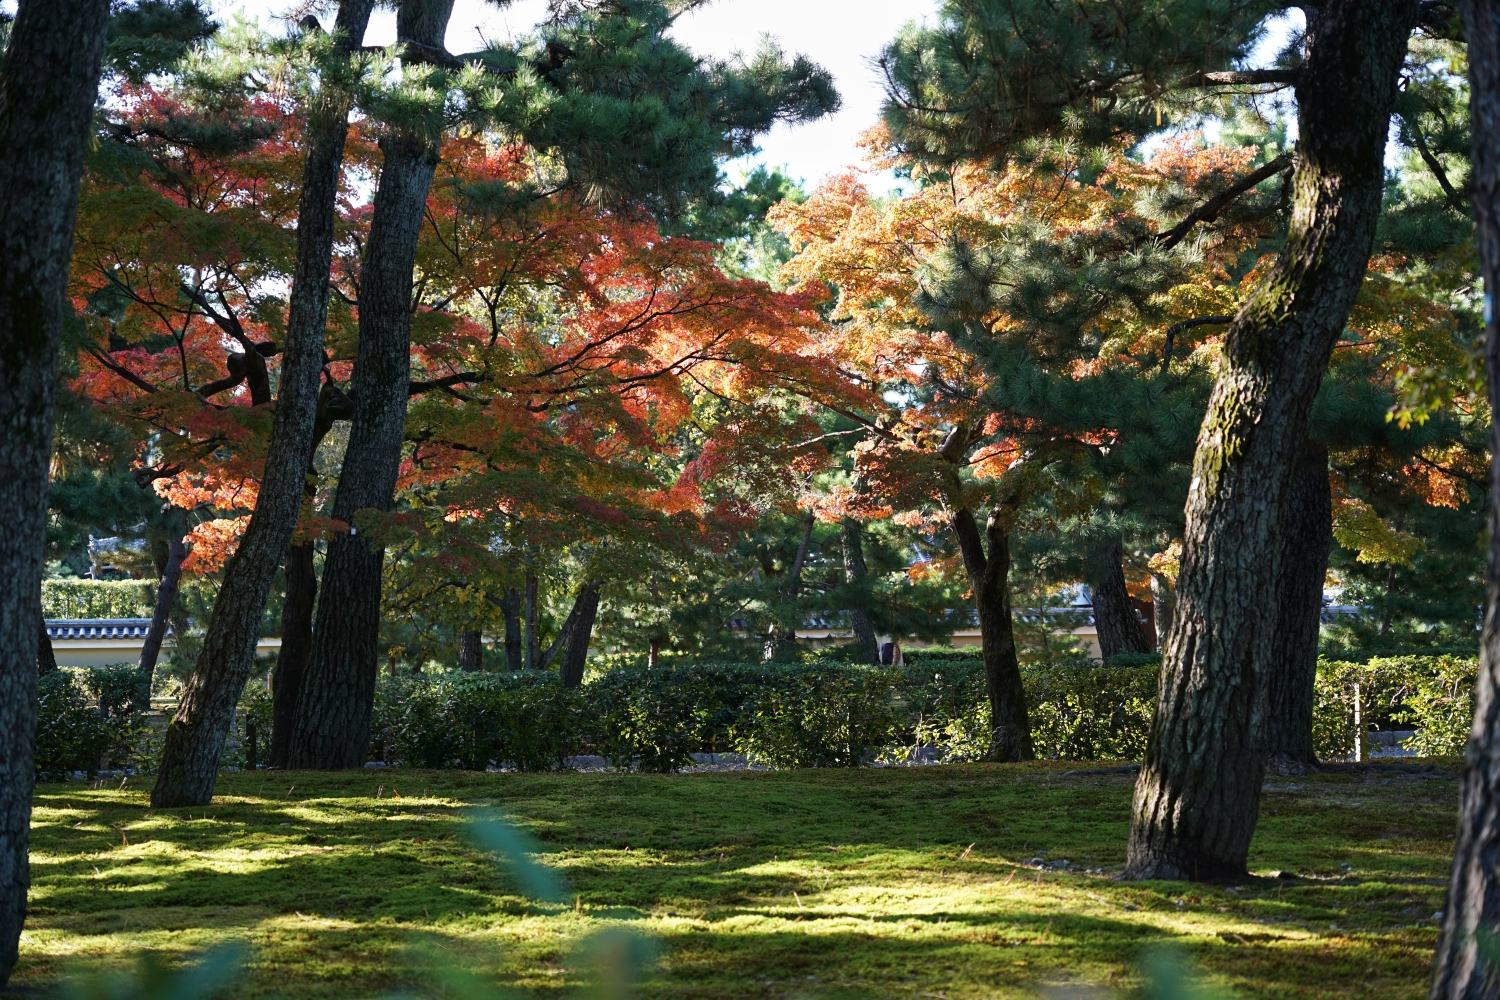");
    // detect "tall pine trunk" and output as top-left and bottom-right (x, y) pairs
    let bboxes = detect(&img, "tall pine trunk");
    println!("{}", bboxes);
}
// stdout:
(0, 0), (112, 981)
(1124, 0), (1415, 881)
(558, 582), (602, 688)
(151, 1), (375, 806)
(135, 528), (186, 711)
(288, 26), (447, 766)
(841, 518), (879, 664)
(950, 507), (1033, 761)
(1430, 0), (1500, 991)
(524, 570), (540, 668)
(268, 539), (316, 768)
(767, 514), (814, 659)
(1264, 443), (1331, 775)
(1089, 539), (1146, 660)
(36, 622), (57, 676)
